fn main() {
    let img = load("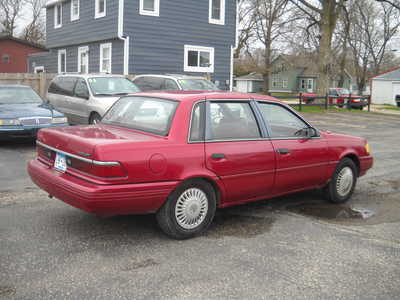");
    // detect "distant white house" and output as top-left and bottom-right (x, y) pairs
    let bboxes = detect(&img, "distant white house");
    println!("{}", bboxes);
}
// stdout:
(370, 66), (400, 105)
(234, 72), (263, 93)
